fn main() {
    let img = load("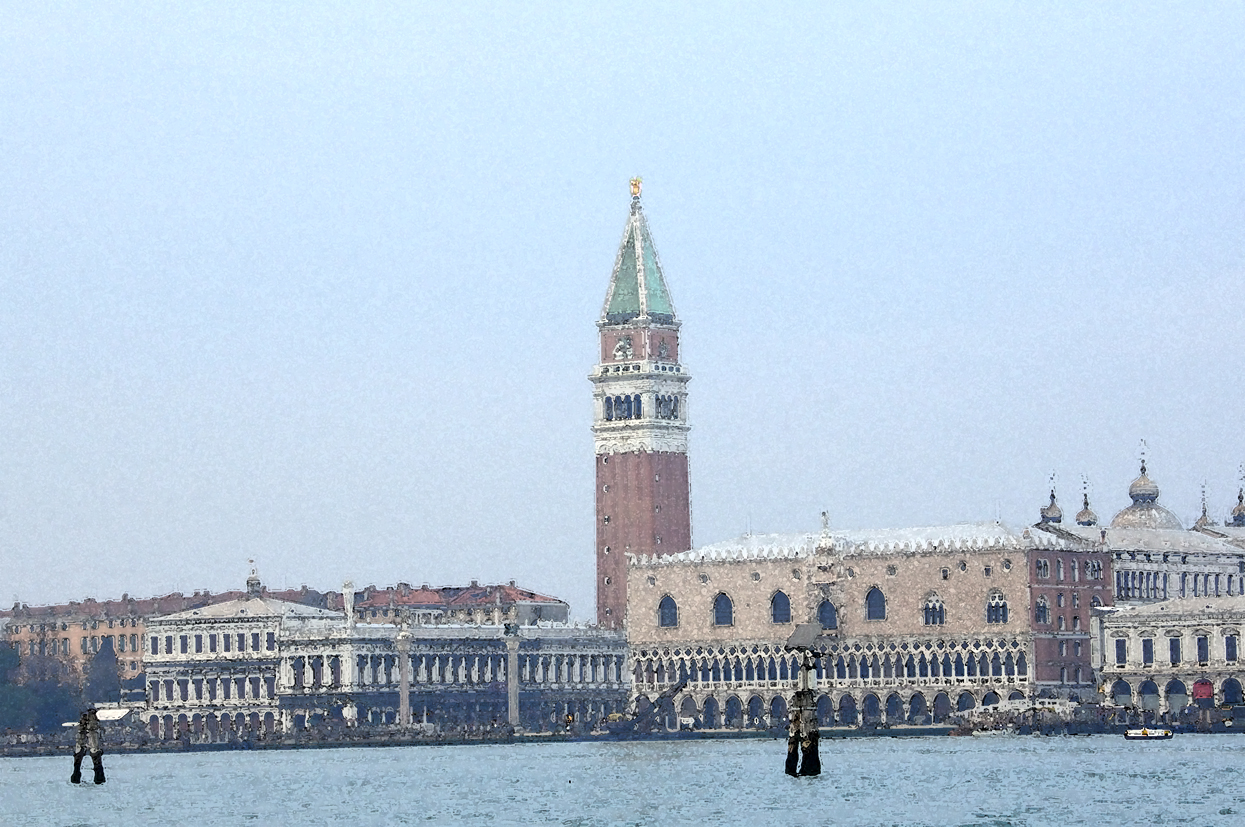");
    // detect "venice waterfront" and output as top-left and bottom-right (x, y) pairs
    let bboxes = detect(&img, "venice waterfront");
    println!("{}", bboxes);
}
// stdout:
(1, 735), (1242, 826)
